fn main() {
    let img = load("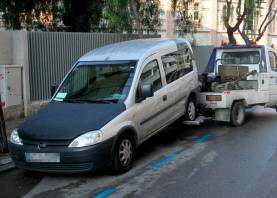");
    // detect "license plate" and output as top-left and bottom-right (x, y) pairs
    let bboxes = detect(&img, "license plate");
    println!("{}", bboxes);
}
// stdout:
(25, 153), (60, 163)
